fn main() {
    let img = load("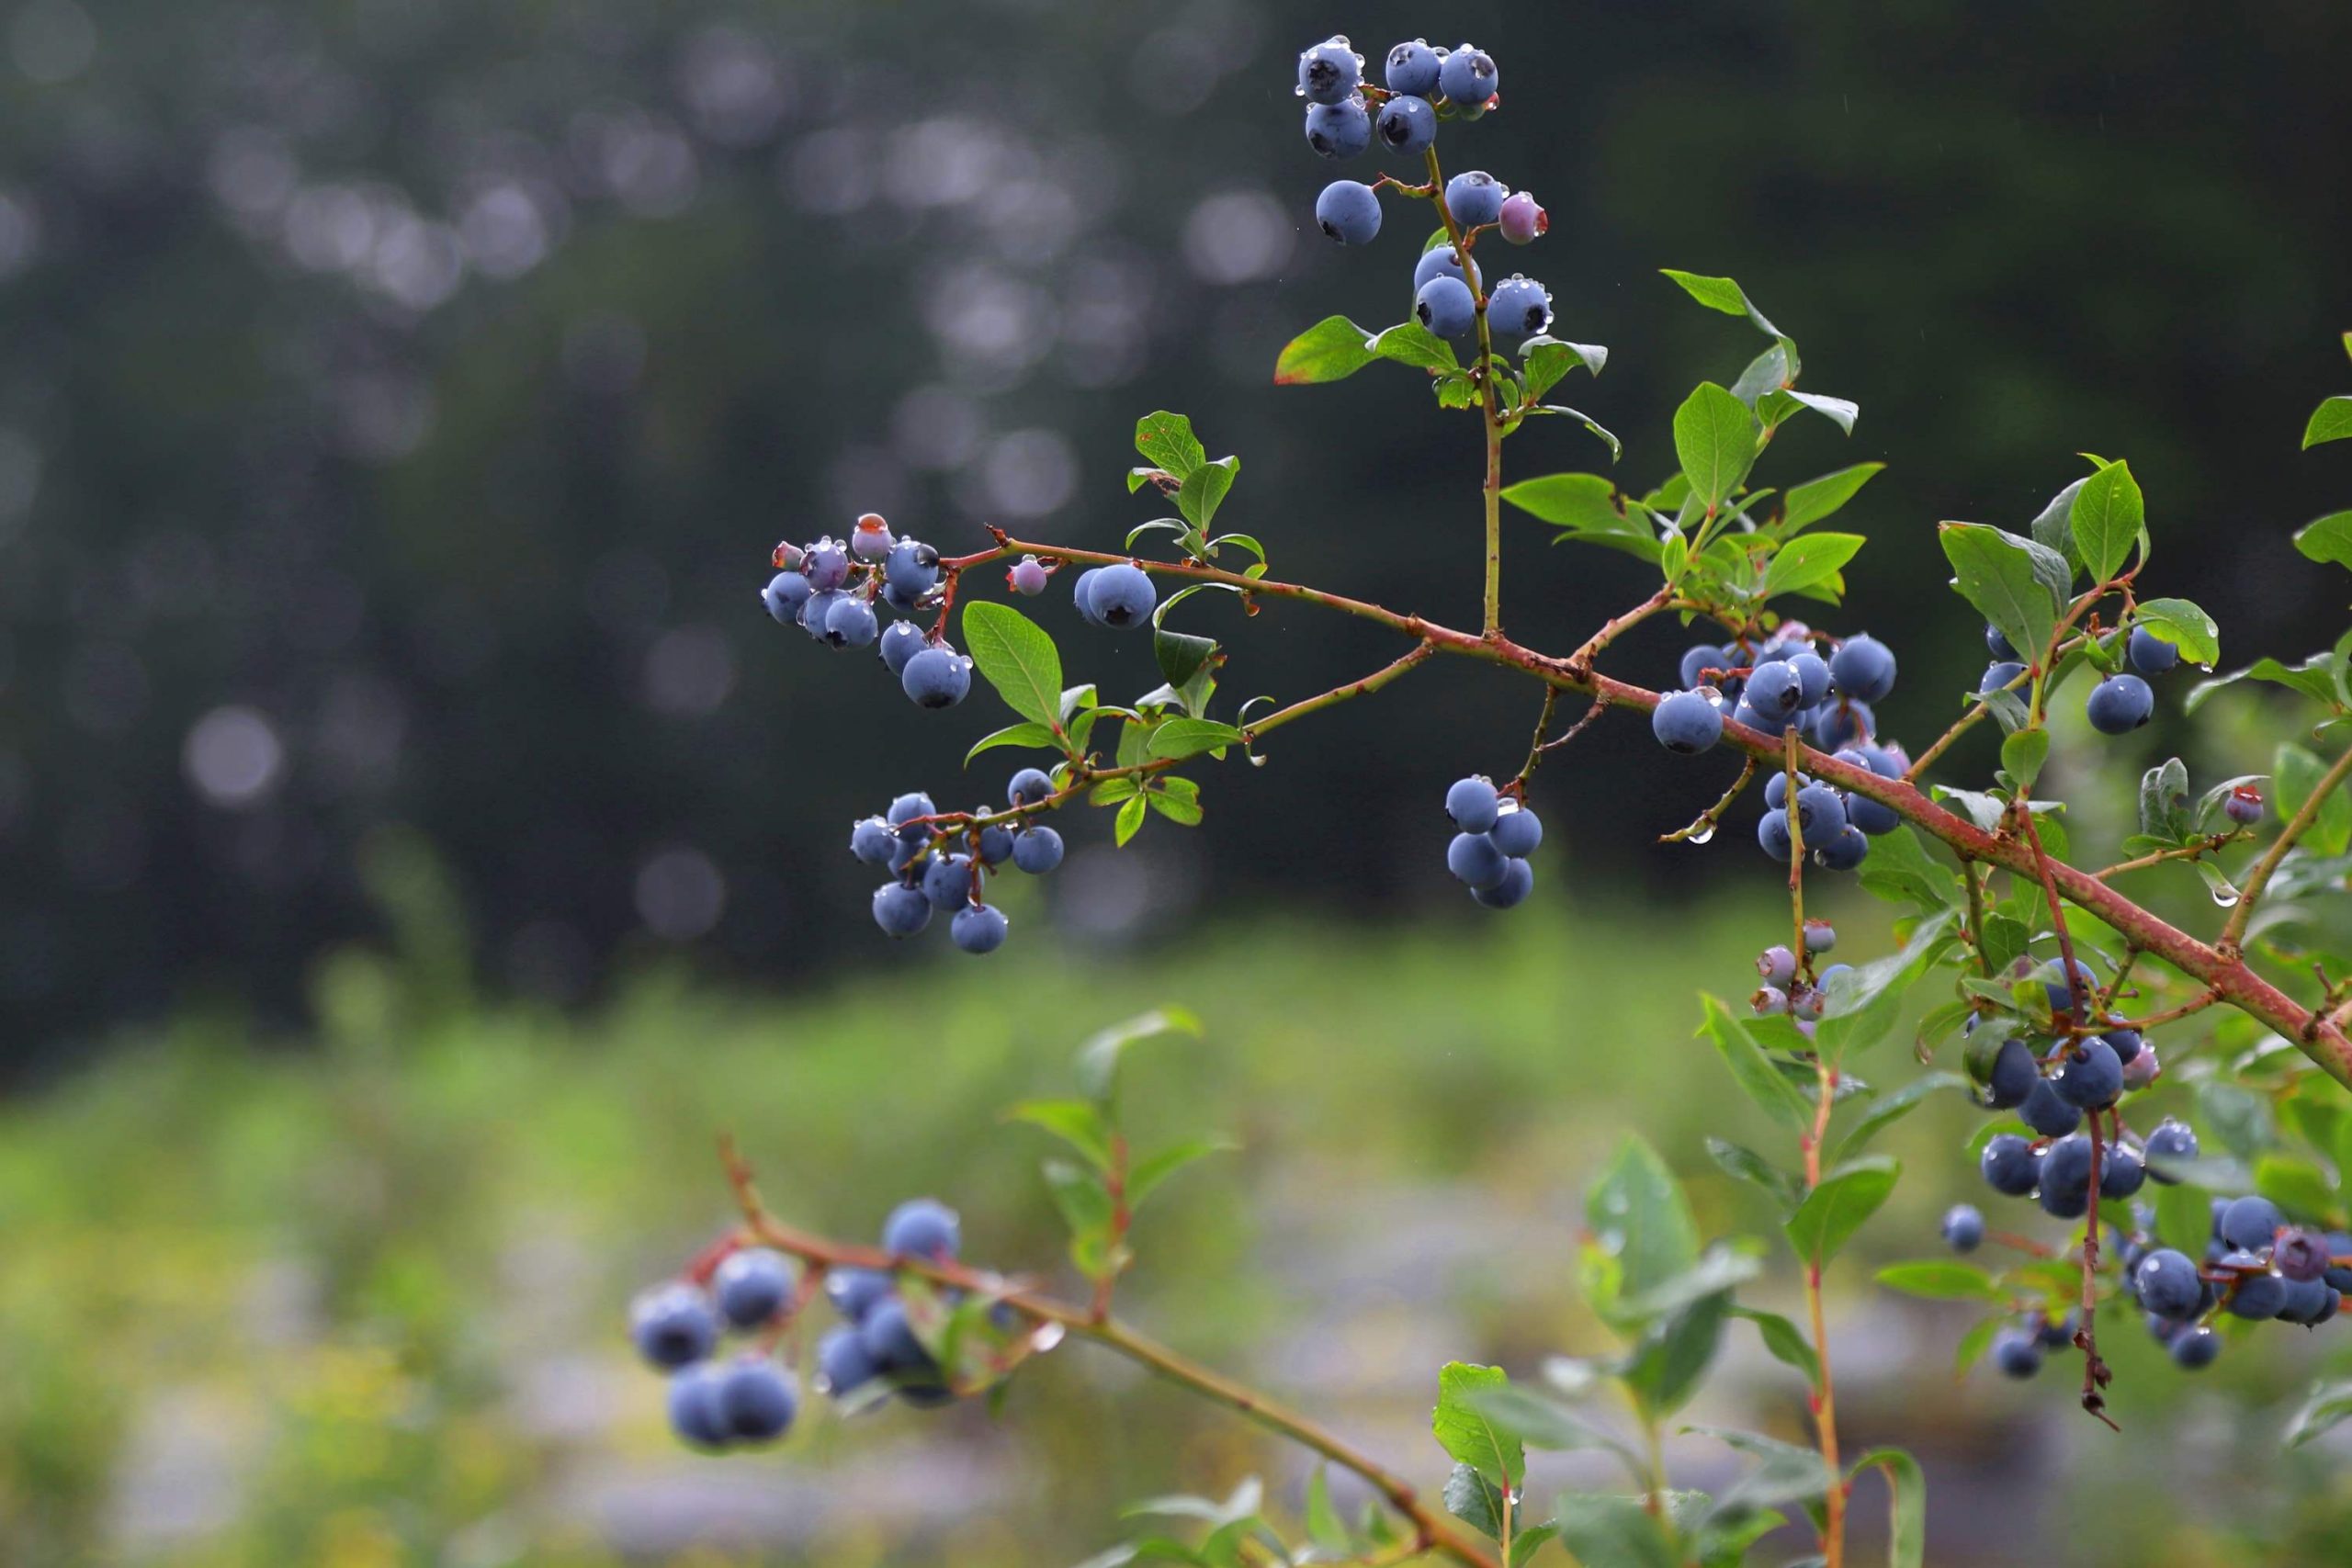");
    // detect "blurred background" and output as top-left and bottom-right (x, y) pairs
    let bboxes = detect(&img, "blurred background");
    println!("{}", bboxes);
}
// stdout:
(5, 0), (2352, 1563)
